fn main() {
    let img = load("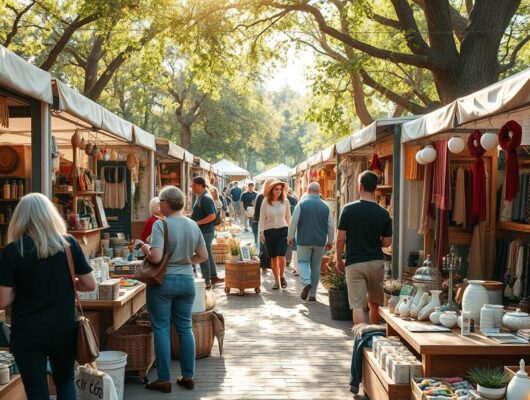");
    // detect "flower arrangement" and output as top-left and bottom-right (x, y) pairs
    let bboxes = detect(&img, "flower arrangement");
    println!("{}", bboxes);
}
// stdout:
(228, 238), (240, 256)
(321, 267), (347, 290)
(383, 279), (402, 296)
(249, 245), (257, 258)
